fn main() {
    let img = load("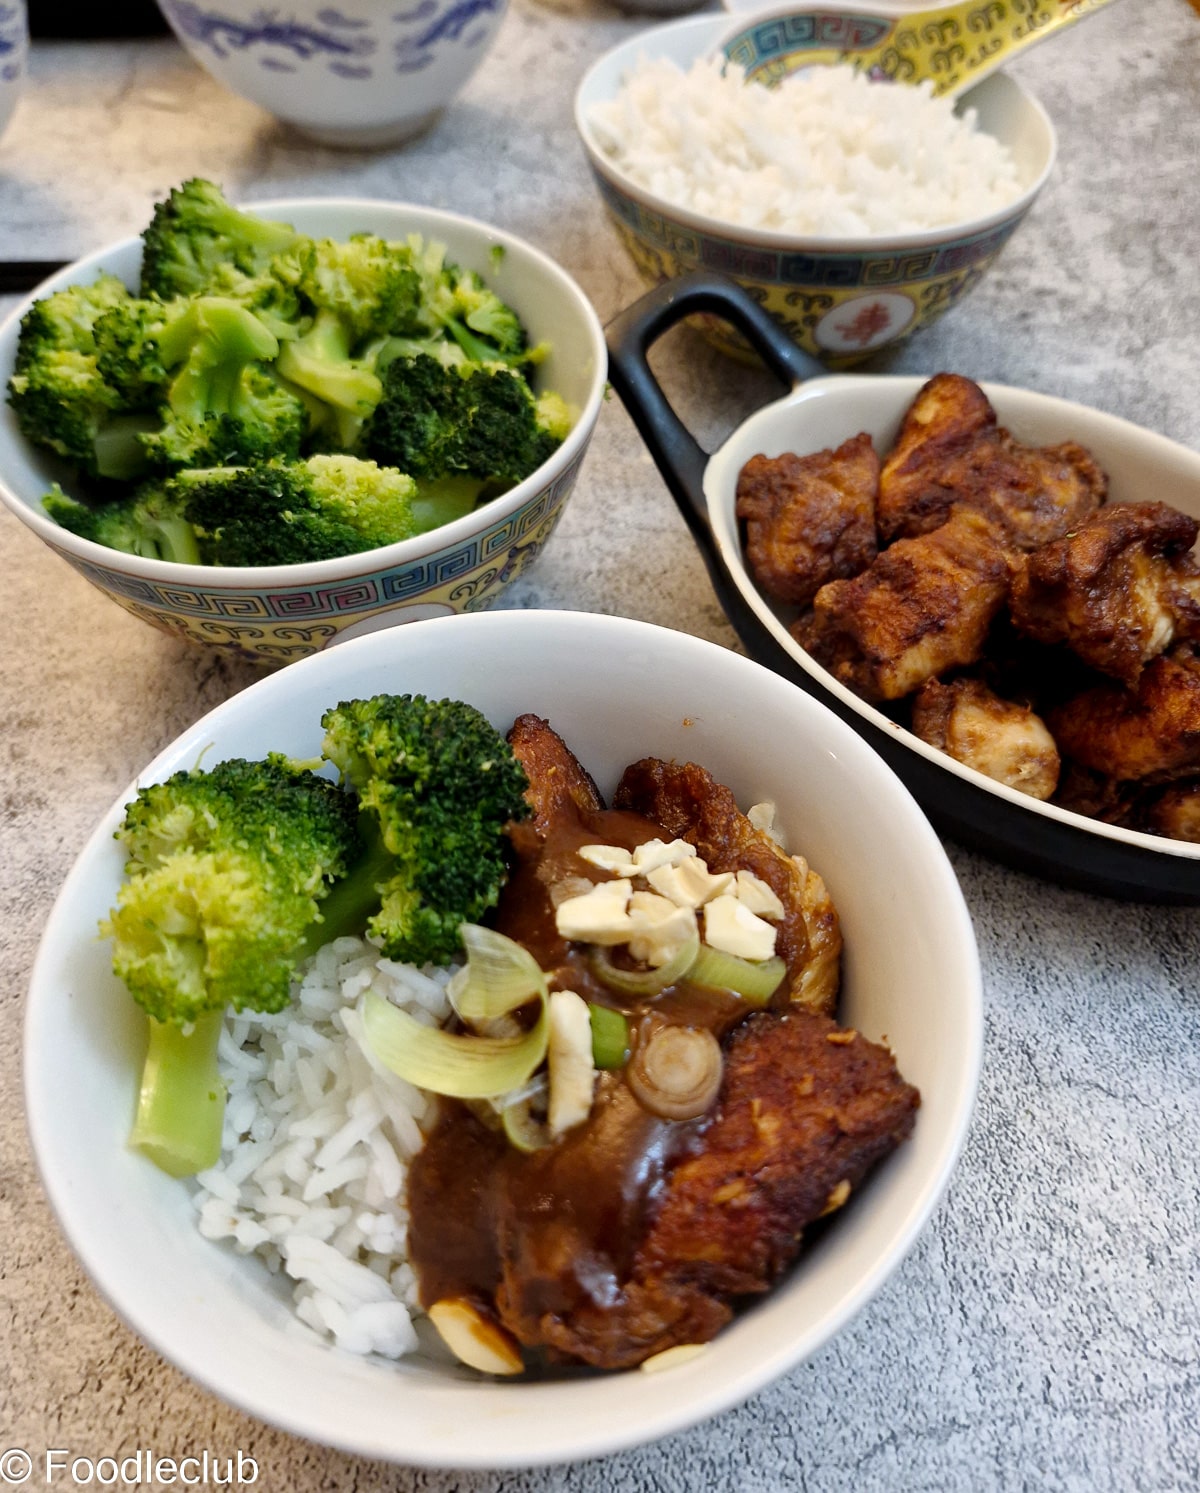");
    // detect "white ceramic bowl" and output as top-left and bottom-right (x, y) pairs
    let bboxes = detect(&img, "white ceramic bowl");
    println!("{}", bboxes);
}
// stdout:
(25, 609), (982, 1468)
(156, 0), (507, 147)
(0, 199), (607, 667)
(574, 14), (1055, 364)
